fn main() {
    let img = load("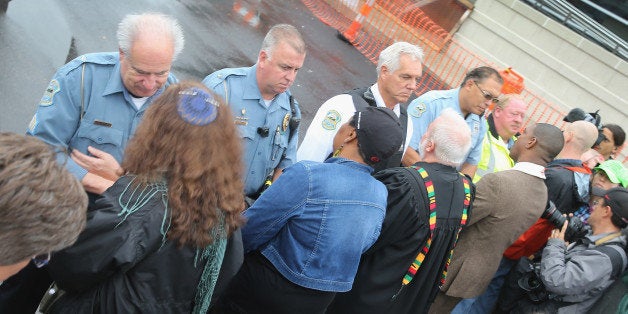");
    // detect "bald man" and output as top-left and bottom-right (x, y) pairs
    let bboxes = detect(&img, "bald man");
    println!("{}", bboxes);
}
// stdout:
(545, 120), (599, 214)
